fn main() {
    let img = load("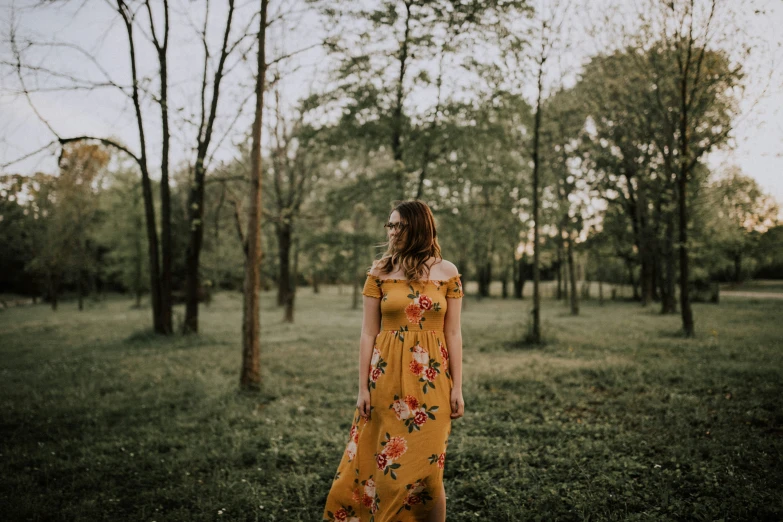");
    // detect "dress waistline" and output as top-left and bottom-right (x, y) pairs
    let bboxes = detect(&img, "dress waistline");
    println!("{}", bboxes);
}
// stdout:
(378, 329), (444, 334)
